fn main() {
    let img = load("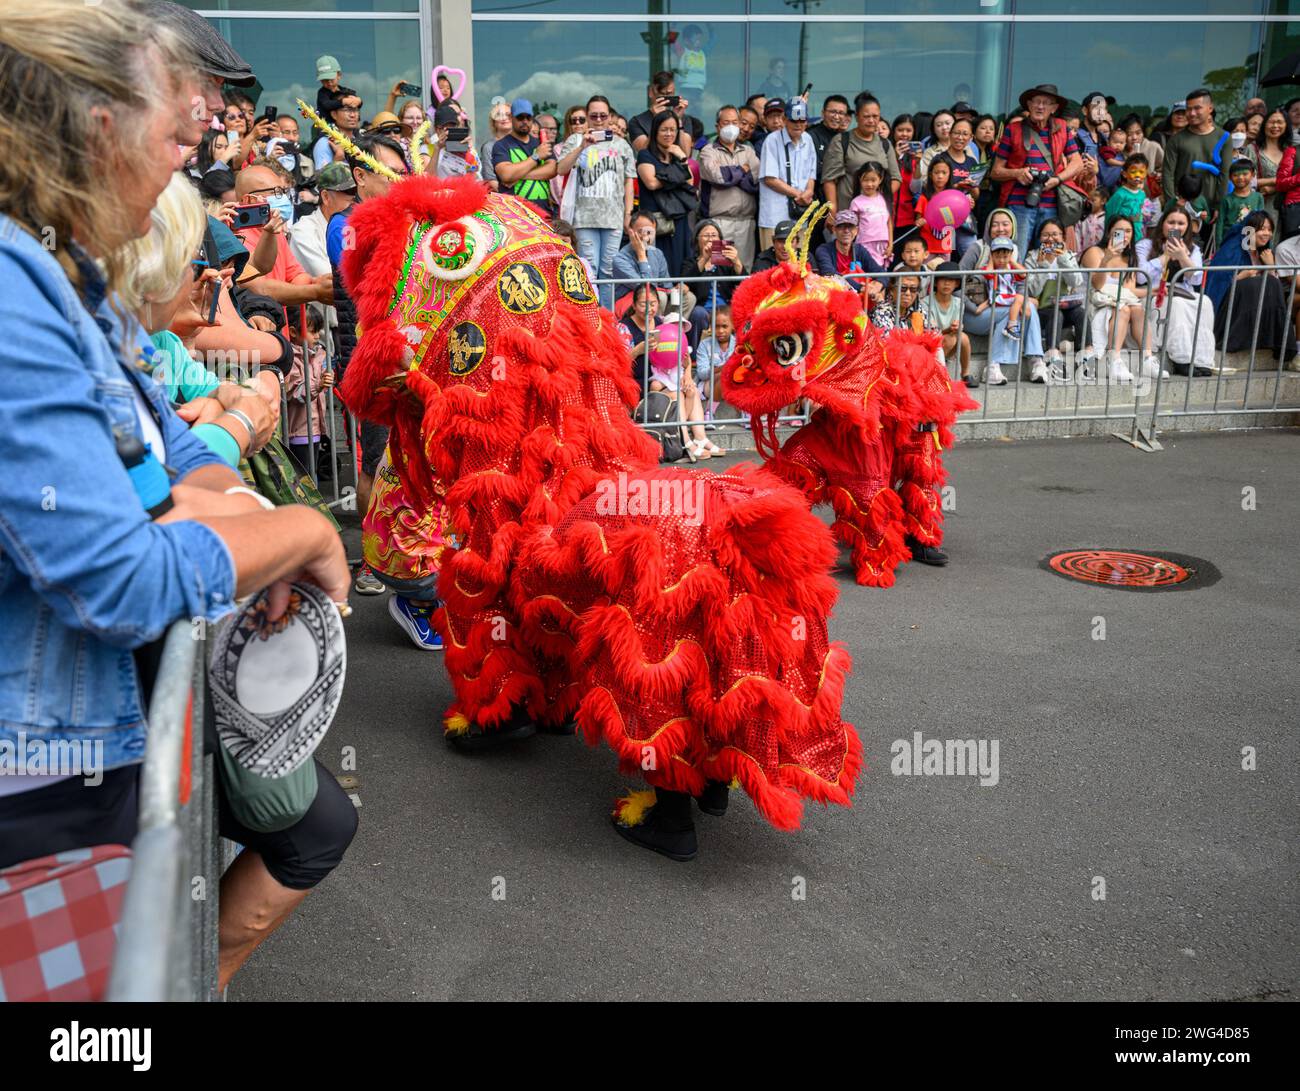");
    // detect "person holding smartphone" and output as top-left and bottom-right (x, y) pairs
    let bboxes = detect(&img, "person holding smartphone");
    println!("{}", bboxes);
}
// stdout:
(691, 219), (745, 316)
(1134, 208), (1214, 375)
(1206, 210), (1297, 361)
(1025, 218), (1086, 380)
(553, 95), (636, 309)
(628, 71), (696, 156)
(1080, 215), (1156, 381)
(491, 97), (557, 216)
(432, 102), (480, 179)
